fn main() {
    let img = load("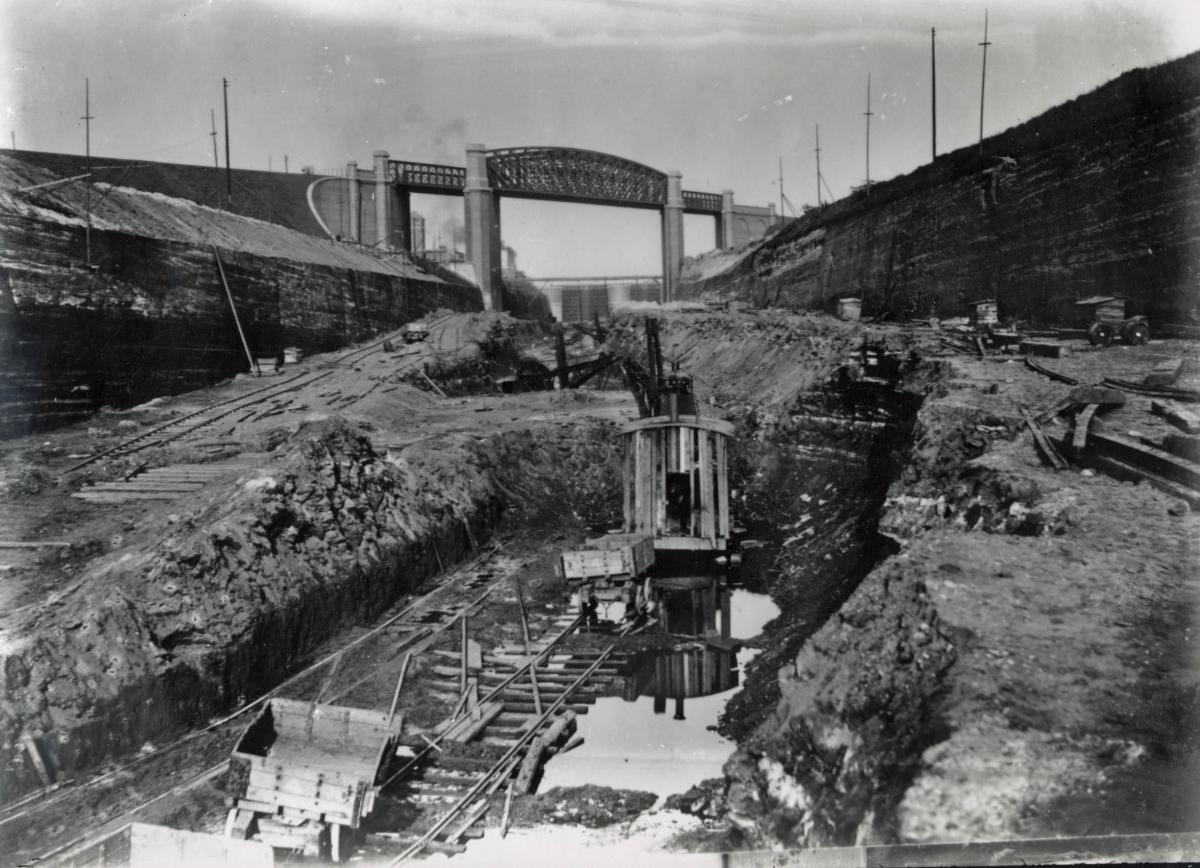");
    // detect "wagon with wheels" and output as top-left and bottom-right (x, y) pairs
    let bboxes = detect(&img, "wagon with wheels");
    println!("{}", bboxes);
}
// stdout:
(403, 321), (430, 344)
(225, 698), (404, 862)
(1075, 296), (1151, 346)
